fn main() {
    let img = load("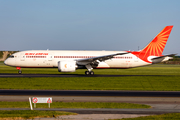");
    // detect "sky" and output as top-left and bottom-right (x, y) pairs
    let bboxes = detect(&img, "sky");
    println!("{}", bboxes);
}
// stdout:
(0, 0), (180, 55)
